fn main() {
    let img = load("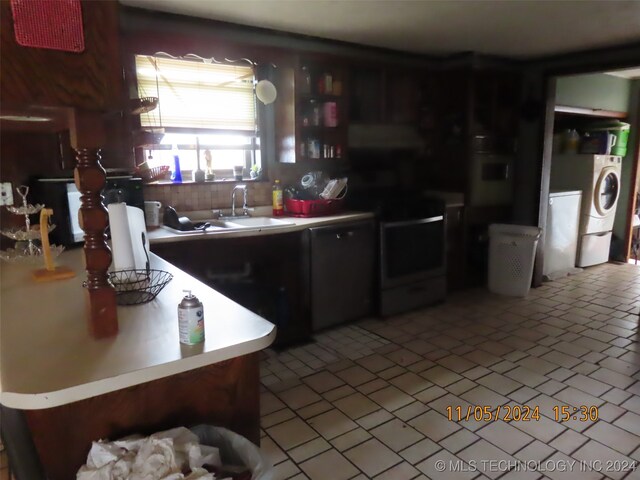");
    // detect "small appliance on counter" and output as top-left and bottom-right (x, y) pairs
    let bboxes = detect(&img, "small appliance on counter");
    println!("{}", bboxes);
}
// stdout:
(31, 175), (144, 247)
